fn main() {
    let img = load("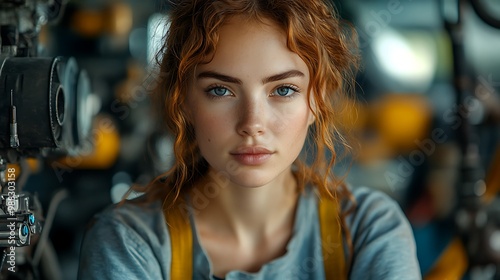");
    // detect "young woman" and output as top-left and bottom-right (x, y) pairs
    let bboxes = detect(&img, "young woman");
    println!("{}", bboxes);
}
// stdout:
(78, 0), (421, 279)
